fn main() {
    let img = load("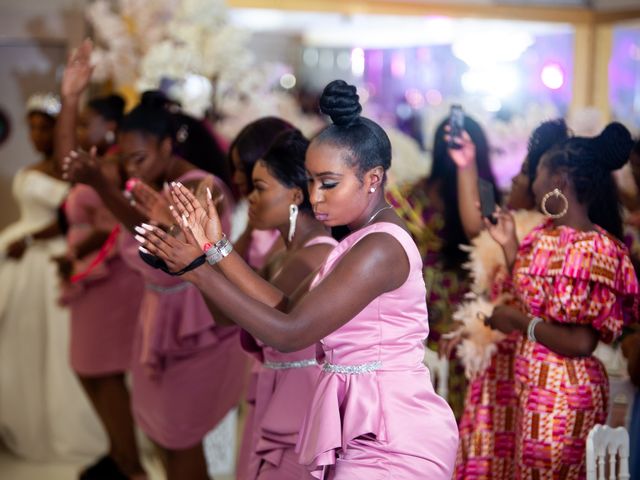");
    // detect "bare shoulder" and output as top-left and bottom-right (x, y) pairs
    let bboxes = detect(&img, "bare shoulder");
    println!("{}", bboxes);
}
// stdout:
(291, 240), (335, 271)
(337, 225), (411, 290)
